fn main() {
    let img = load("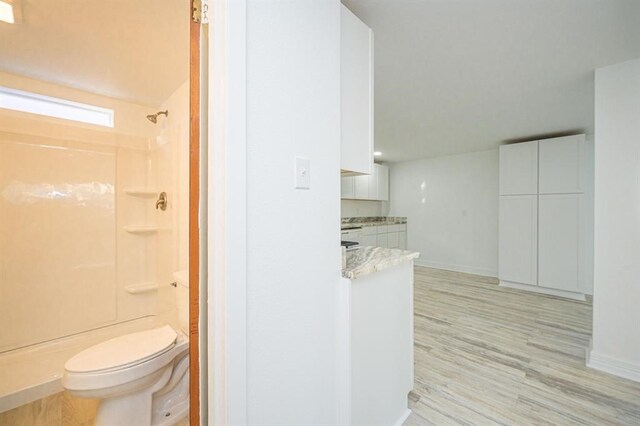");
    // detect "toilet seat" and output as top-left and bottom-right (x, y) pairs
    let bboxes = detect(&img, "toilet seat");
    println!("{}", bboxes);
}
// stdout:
(65, 326), (178, 374)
